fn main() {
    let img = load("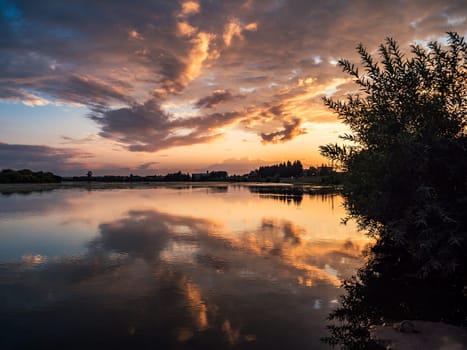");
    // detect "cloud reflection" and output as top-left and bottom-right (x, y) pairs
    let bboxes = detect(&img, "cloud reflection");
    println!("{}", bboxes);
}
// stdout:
(0, 207), (364, 349)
